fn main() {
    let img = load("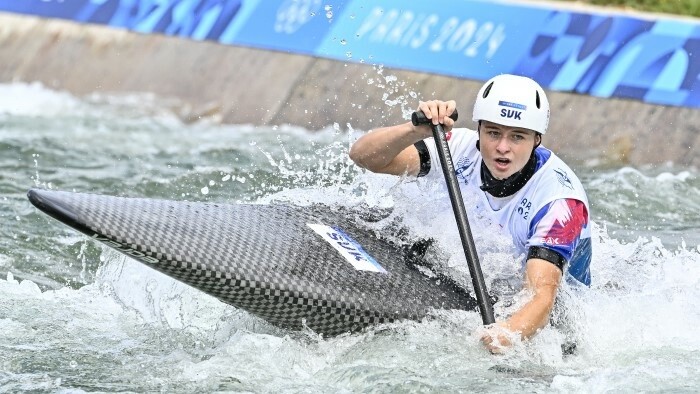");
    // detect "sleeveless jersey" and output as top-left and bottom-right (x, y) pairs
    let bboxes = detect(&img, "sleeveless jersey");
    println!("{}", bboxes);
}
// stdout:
(422, 128), (592, 285)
